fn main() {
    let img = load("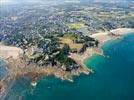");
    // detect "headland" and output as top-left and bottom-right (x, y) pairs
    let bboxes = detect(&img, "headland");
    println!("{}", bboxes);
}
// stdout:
(0, 28), (134, 99)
